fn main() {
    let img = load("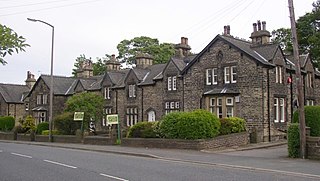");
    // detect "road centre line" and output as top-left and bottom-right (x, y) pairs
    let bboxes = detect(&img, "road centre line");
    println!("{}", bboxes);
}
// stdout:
(11, 152), (32, 158)
(100, 173), (129, 181)
(43, 159), (77, 169)
(0, 150), (2, 152)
